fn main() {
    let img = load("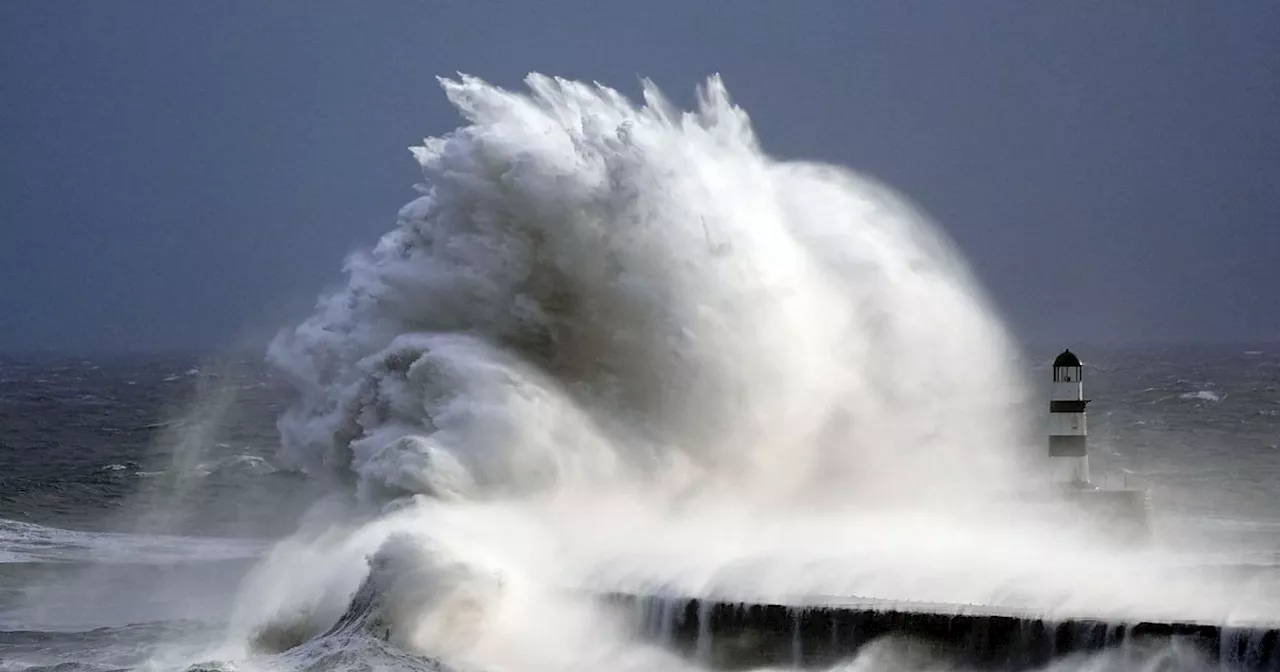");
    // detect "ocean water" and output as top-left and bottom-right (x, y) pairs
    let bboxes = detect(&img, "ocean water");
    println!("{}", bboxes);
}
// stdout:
(2, 347), (1277, 671)
(2, 75), (1279, 672)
